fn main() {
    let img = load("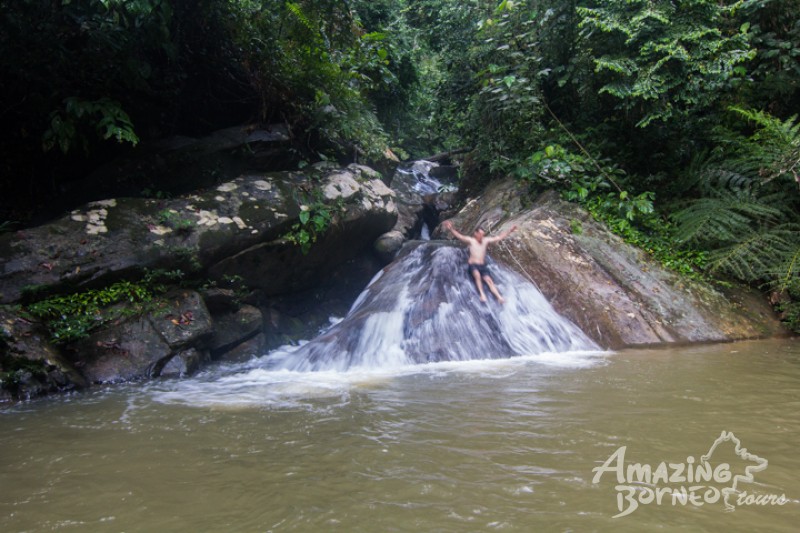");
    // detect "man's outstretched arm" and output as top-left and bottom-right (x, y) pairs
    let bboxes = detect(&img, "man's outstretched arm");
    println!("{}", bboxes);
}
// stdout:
(486, 224), (518, 243)
(443, 220), (472, 244)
